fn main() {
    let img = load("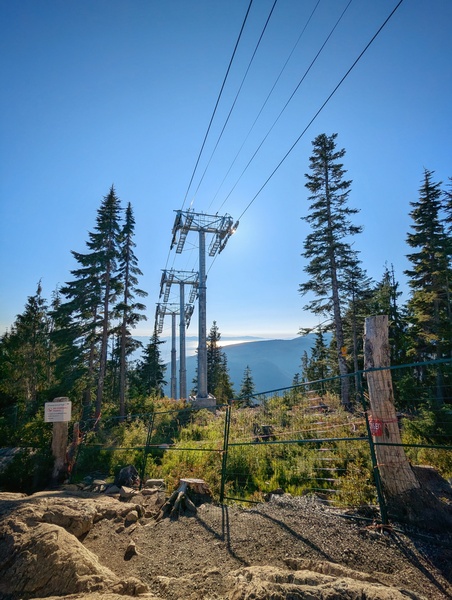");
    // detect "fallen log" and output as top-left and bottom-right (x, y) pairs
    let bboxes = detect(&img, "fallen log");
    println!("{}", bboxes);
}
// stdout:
(155, 478), (212, 522)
